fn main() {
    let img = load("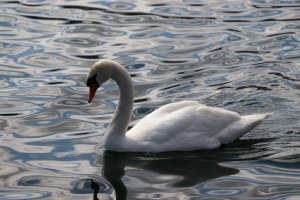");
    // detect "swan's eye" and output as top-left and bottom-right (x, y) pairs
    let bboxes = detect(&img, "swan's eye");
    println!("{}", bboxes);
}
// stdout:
(86, 74), (98, 87)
